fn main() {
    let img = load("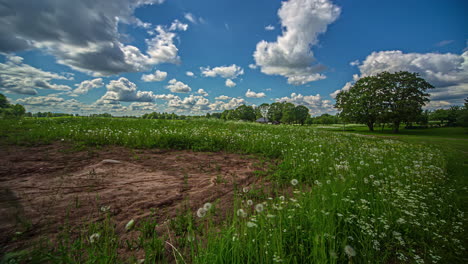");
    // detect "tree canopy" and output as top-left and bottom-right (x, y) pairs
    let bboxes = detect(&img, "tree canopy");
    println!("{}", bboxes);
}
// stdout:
(0, 93), (26, 119)
(335, 71), (433, 133)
